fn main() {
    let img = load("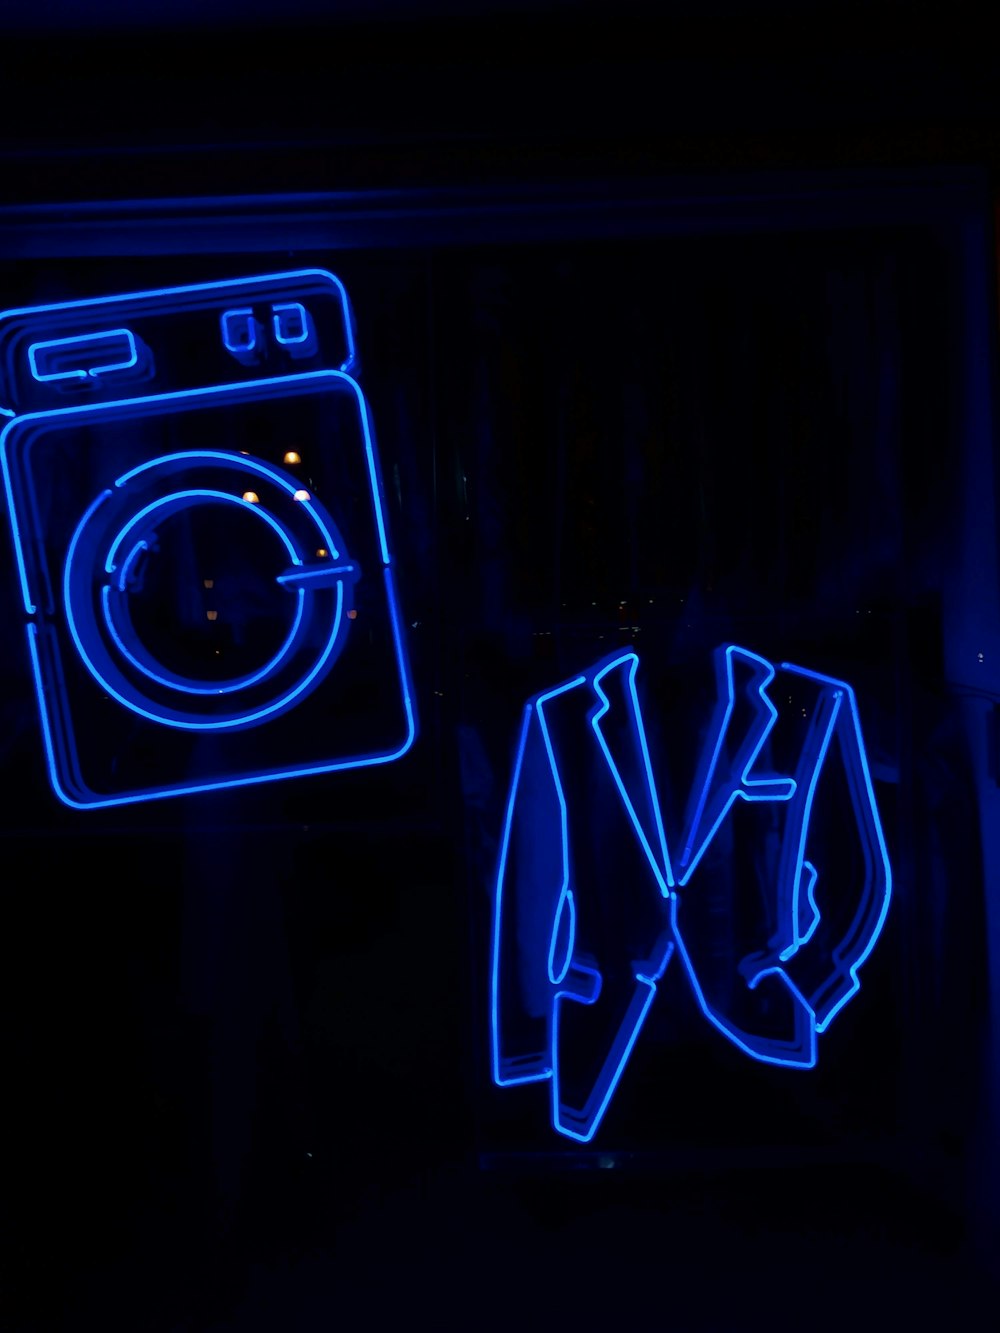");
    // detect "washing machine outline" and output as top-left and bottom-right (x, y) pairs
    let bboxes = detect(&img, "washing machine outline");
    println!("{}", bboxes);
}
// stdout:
(0, 270), (416, 808)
